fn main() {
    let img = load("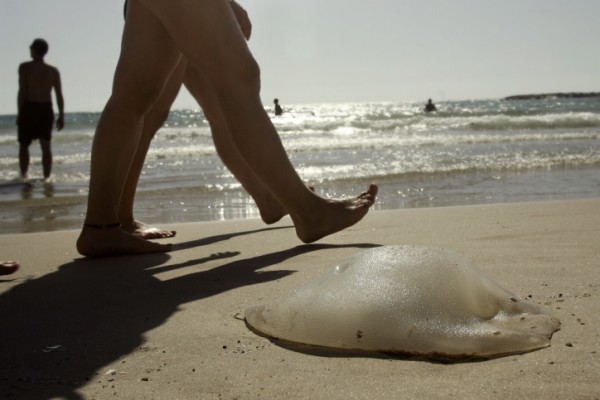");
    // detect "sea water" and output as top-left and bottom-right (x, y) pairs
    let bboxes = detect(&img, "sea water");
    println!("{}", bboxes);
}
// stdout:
(0, 97), (599, 234)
